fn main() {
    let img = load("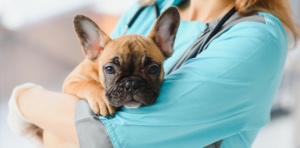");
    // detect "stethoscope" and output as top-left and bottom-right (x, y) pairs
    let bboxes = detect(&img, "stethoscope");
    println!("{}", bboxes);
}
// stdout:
(166, 7), (236, 74)
(121, 0), (160, 35)
(121, 0), (236, 74)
